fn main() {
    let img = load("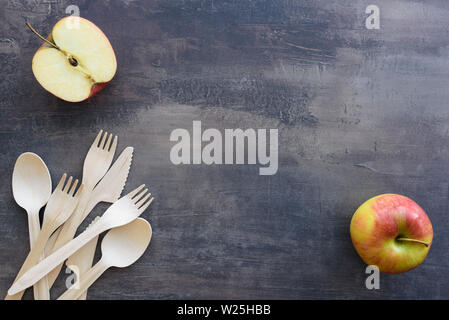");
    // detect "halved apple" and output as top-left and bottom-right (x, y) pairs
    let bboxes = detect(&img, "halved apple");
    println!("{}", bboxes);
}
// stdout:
(29, 17), (117, 102)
